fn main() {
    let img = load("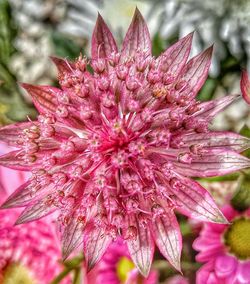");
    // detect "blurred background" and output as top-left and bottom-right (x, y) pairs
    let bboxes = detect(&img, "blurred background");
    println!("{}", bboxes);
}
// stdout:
(0, 0), (249, 130)
(0, 0), (249, 283)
